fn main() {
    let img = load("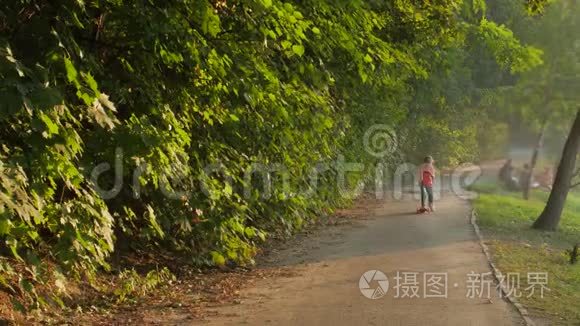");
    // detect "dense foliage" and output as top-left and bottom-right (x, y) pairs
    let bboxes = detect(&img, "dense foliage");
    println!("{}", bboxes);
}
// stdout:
(0, 0), (541, 308)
